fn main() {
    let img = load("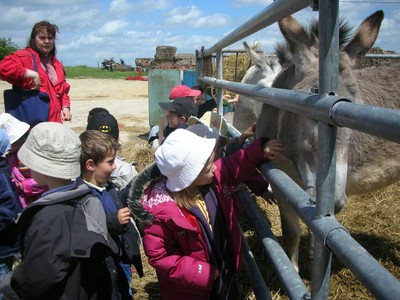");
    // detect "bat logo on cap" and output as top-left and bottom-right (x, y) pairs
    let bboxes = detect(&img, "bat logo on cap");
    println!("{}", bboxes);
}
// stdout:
(99, 125), (111, 134)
